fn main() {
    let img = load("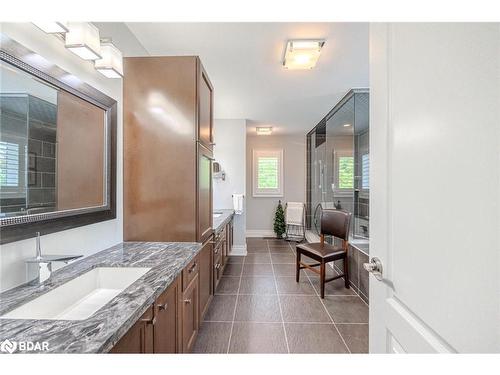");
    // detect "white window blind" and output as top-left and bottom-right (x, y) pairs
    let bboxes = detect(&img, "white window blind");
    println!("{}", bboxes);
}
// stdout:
(253, 149), (283, 197)
(0, 141), (20, 187)
(362, 153), (369, 189)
